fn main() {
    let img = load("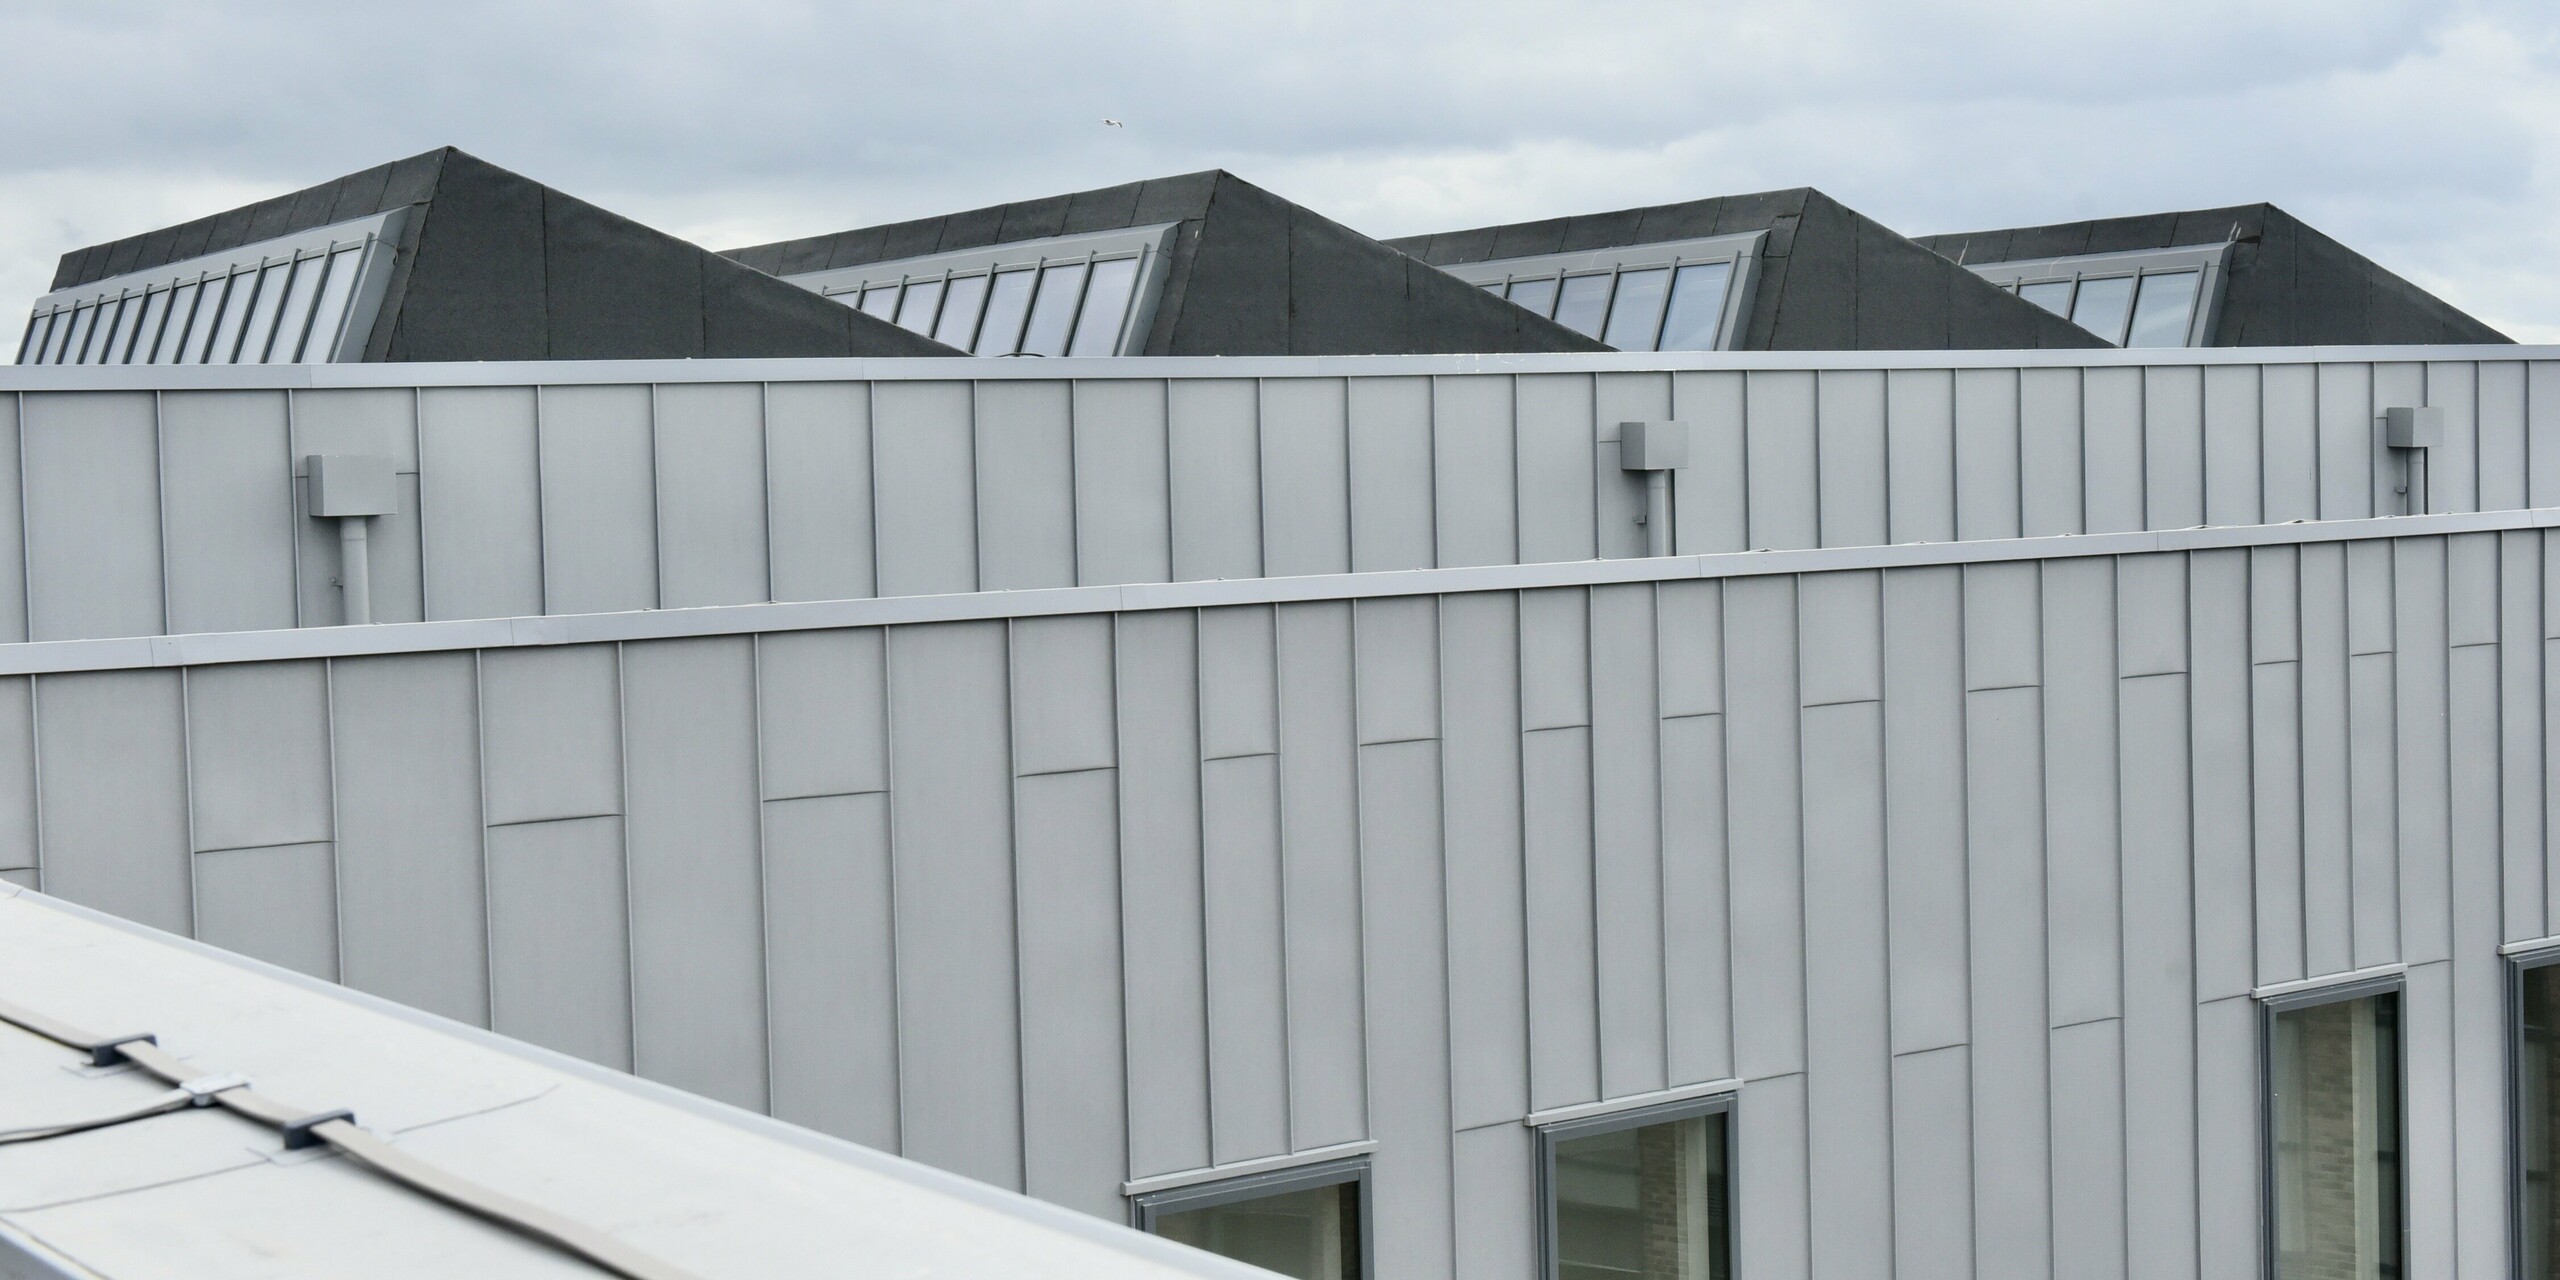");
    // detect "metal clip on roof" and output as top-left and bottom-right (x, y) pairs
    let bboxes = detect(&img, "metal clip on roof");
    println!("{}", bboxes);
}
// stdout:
(0, 993), (701, 1280)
